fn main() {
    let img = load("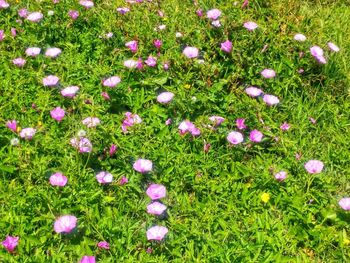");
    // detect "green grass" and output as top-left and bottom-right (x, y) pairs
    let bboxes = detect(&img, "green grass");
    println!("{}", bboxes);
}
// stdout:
(1, 0), (350, 262)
